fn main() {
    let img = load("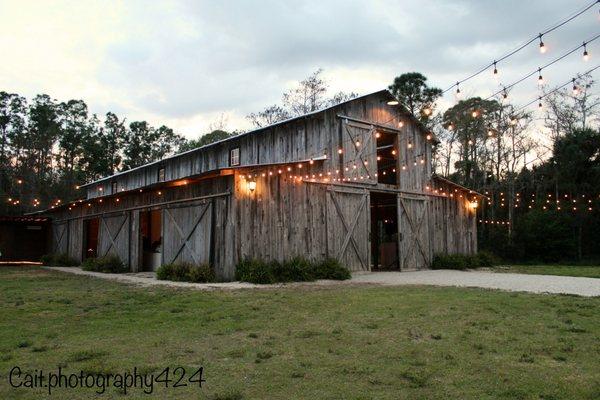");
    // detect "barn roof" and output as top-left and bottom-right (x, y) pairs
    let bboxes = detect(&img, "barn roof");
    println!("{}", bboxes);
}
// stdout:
(81, 89), (435, 188)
